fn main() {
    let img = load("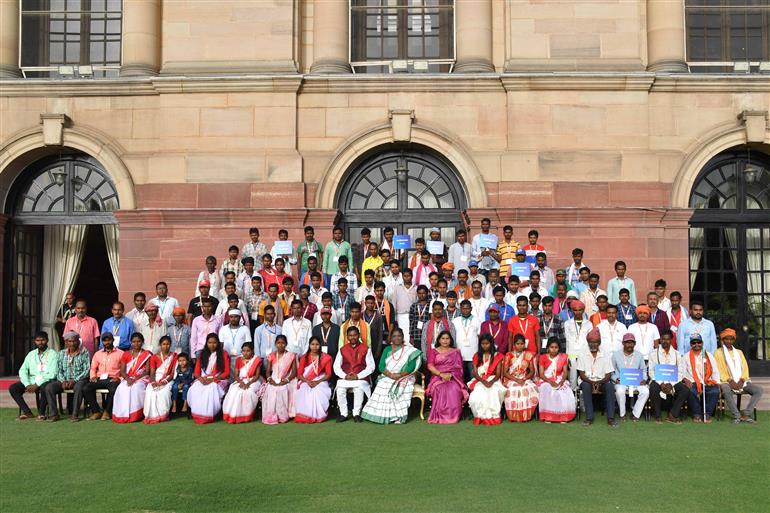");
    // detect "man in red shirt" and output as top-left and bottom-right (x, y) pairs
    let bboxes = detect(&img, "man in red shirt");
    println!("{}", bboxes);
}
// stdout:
(507, 296), (540, 356)
(63, 300), (100, 356)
